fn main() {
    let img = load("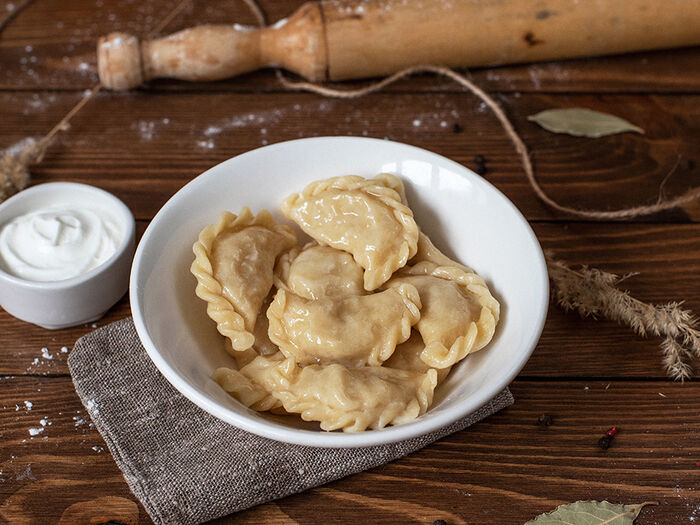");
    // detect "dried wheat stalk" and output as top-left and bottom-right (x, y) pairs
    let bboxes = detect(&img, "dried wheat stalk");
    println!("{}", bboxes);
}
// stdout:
(0, 137), (49, 203)
(546, 252), (700, 380)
